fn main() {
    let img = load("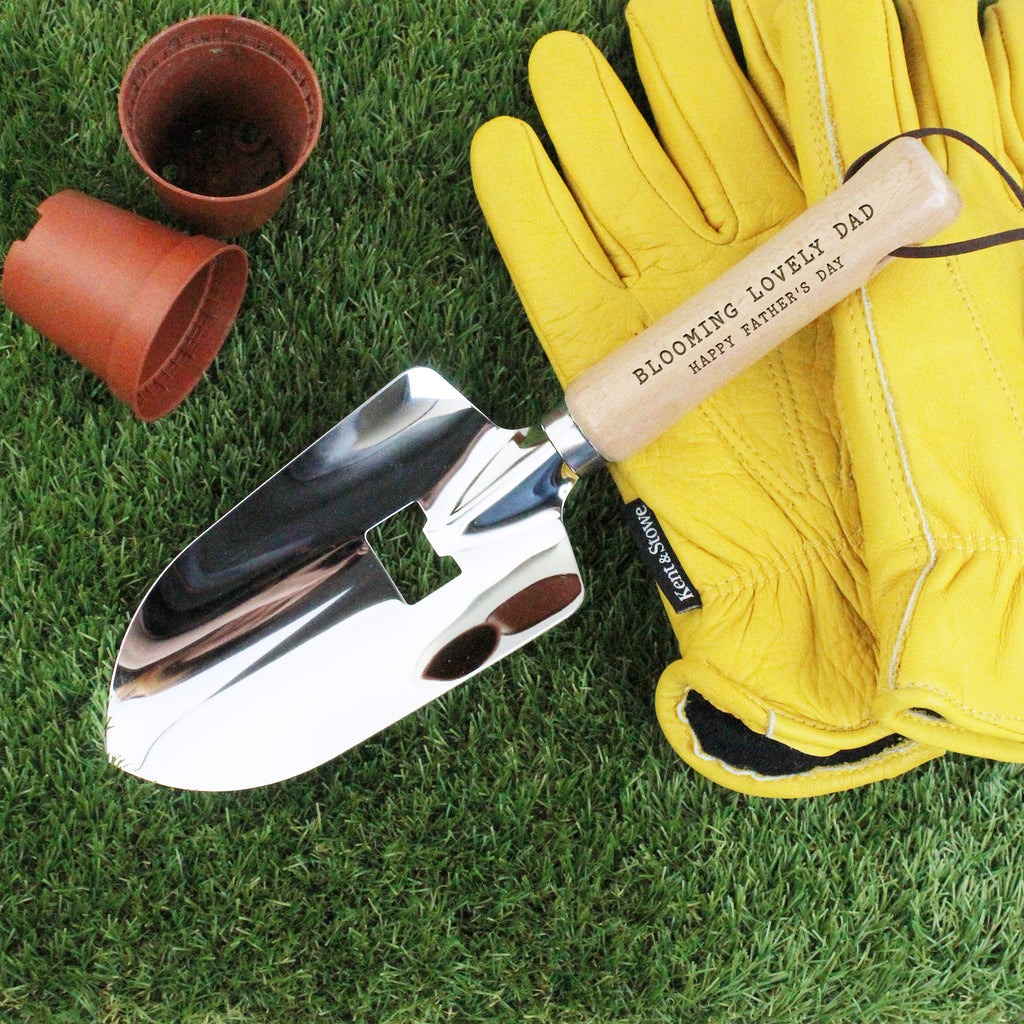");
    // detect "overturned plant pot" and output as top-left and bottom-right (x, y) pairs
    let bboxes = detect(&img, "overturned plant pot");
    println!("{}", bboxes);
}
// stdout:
(0, 190), (248, 420)
(119, 15), (323, 237)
